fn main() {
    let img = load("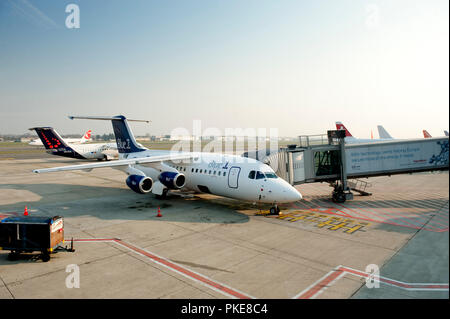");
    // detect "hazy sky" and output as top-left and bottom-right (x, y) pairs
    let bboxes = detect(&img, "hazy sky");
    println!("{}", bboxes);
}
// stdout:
(0, 0), (448, 138)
